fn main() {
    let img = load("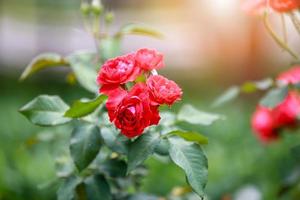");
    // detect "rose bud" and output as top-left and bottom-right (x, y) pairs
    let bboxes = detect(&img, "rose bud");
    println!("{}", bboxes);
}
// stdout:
(135, 48), (164, 71)
(97, 53), (141, 94)
(109, 83), (160, 138)
(146, 75), (182, 106)
(270, 0), (300, 12)
(251, 106), (279, 142)
(277, 66), (300, 85)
